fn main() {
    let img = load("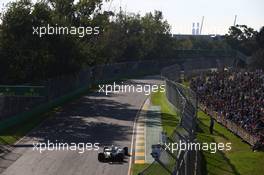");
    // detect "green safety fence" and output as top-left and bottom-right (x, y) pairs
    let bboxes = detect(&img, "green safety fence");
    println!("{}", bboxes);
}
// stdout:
(0, 85), (47, 97)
